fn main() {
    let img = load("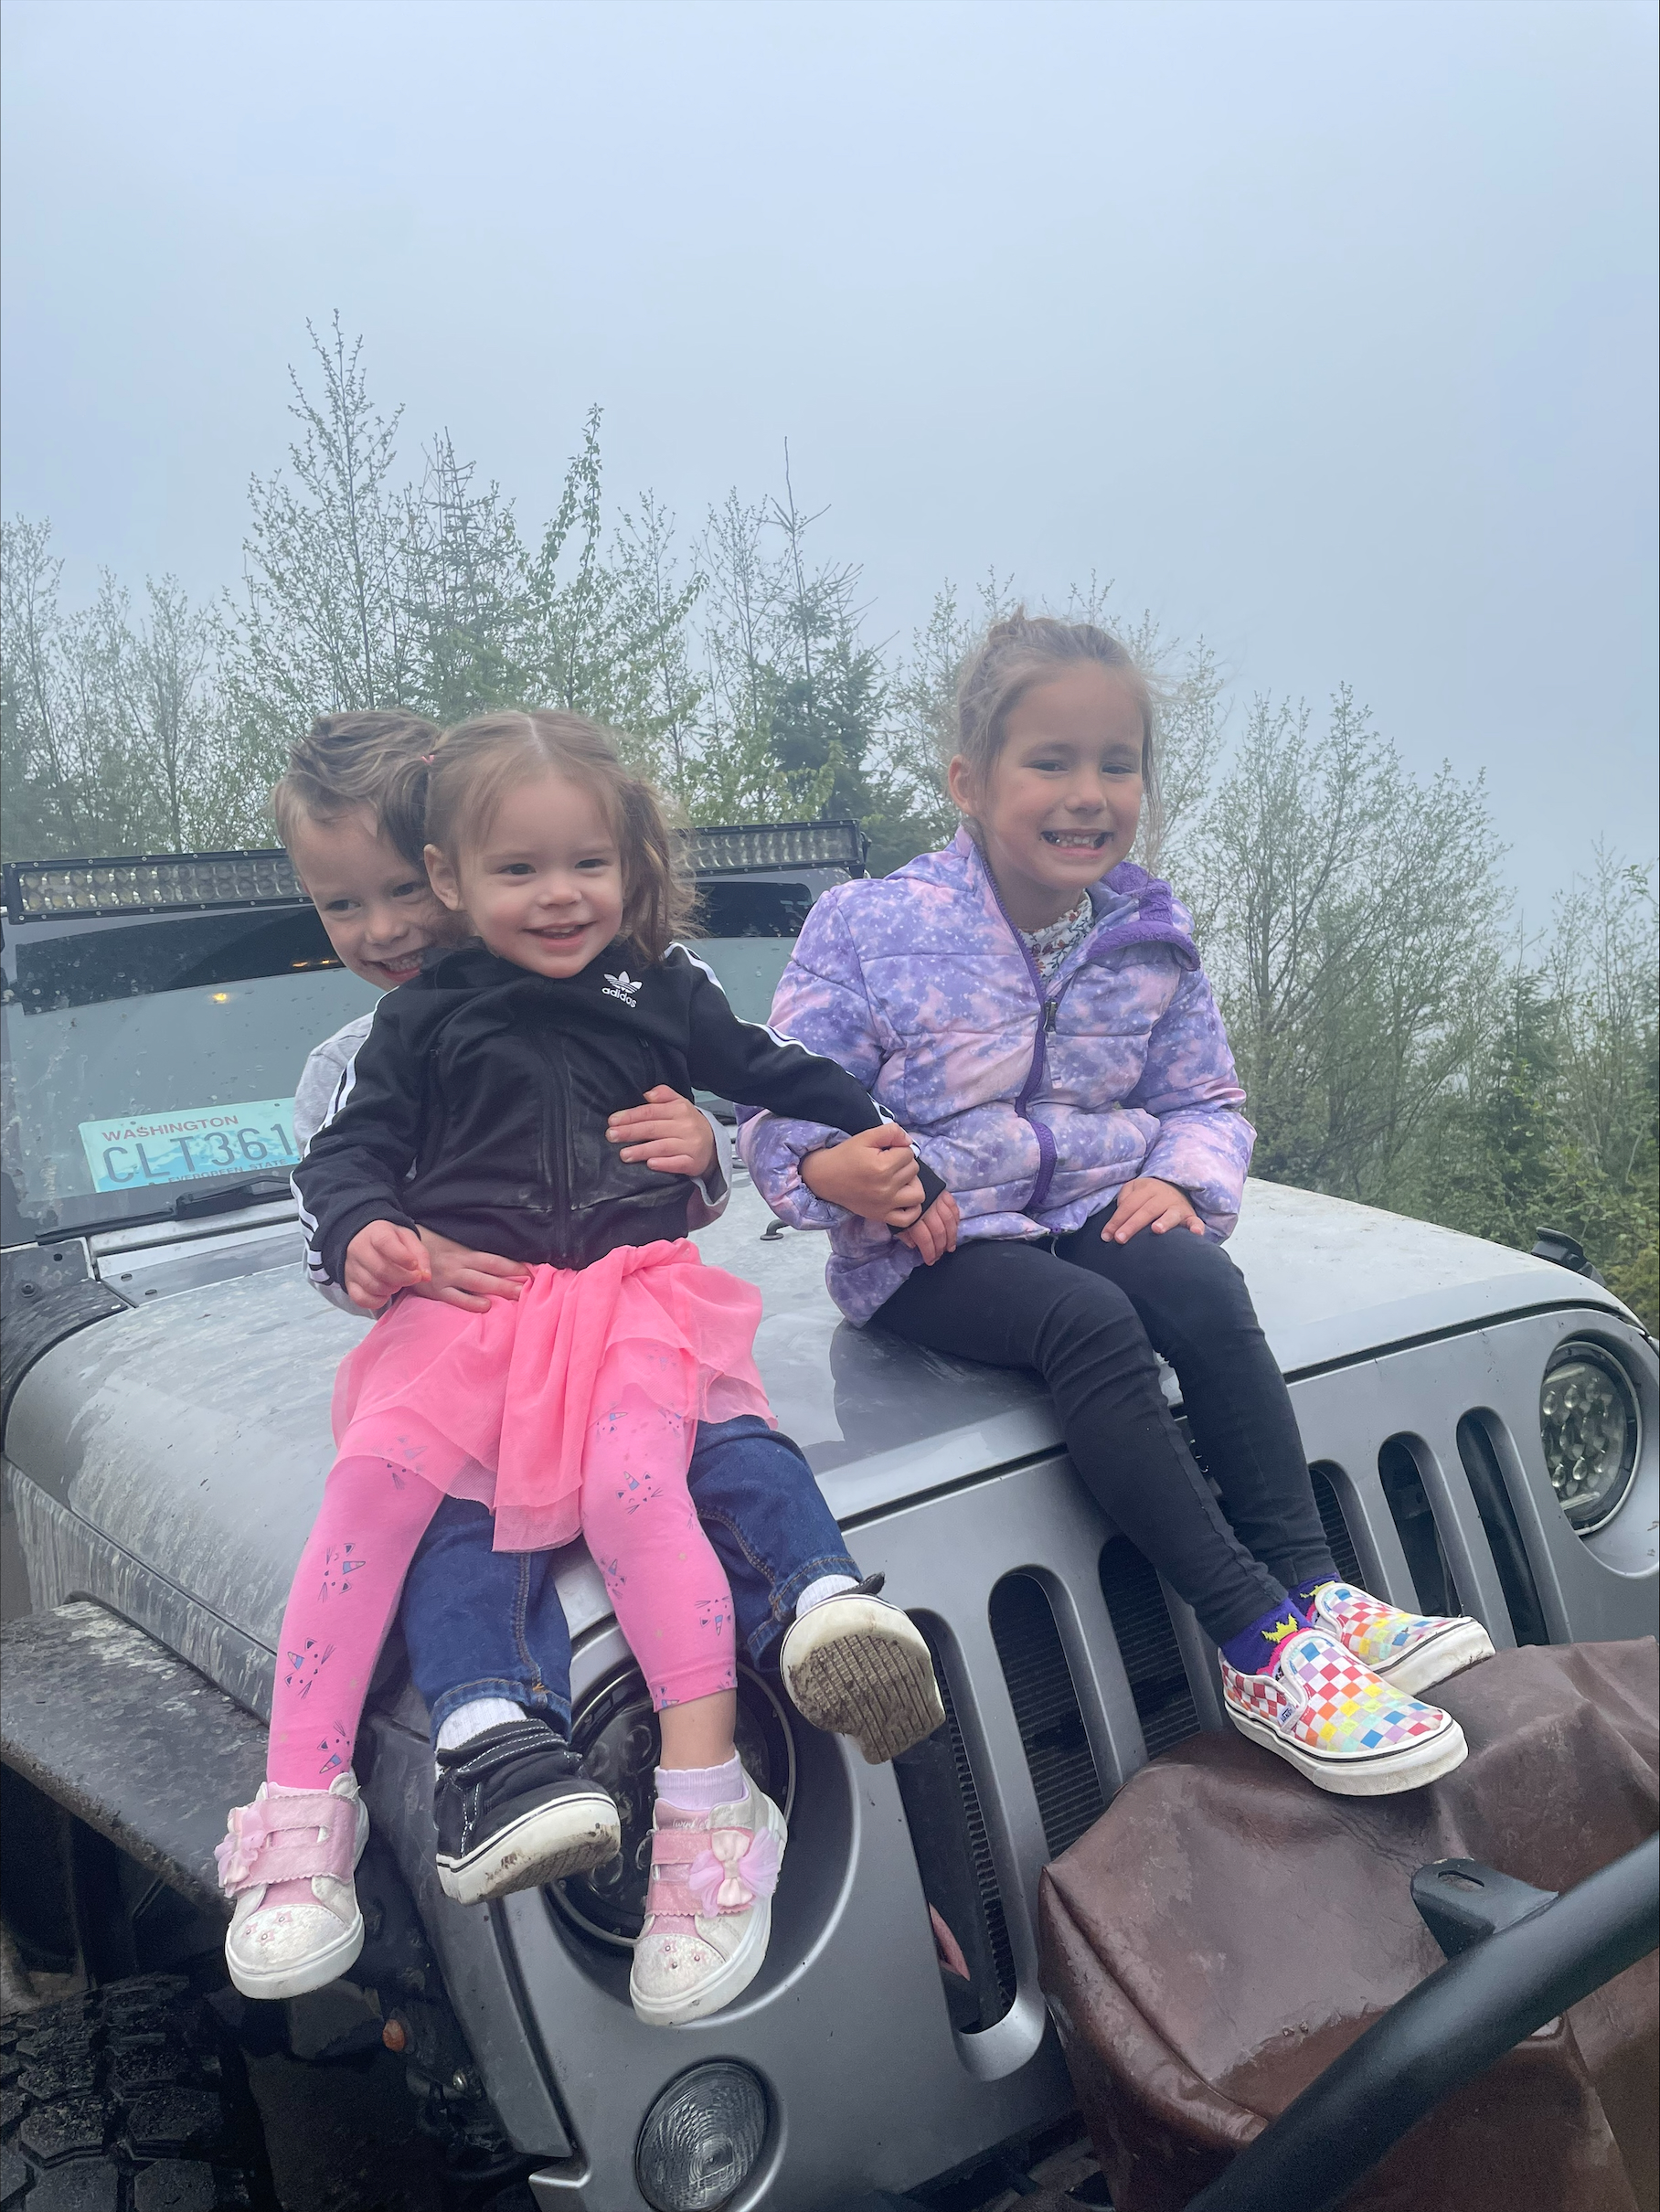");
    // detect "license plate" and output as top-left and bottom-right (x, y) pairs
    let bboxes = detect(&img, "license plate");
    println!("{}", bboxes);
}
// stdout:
(78, 1097), (300, 1192)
